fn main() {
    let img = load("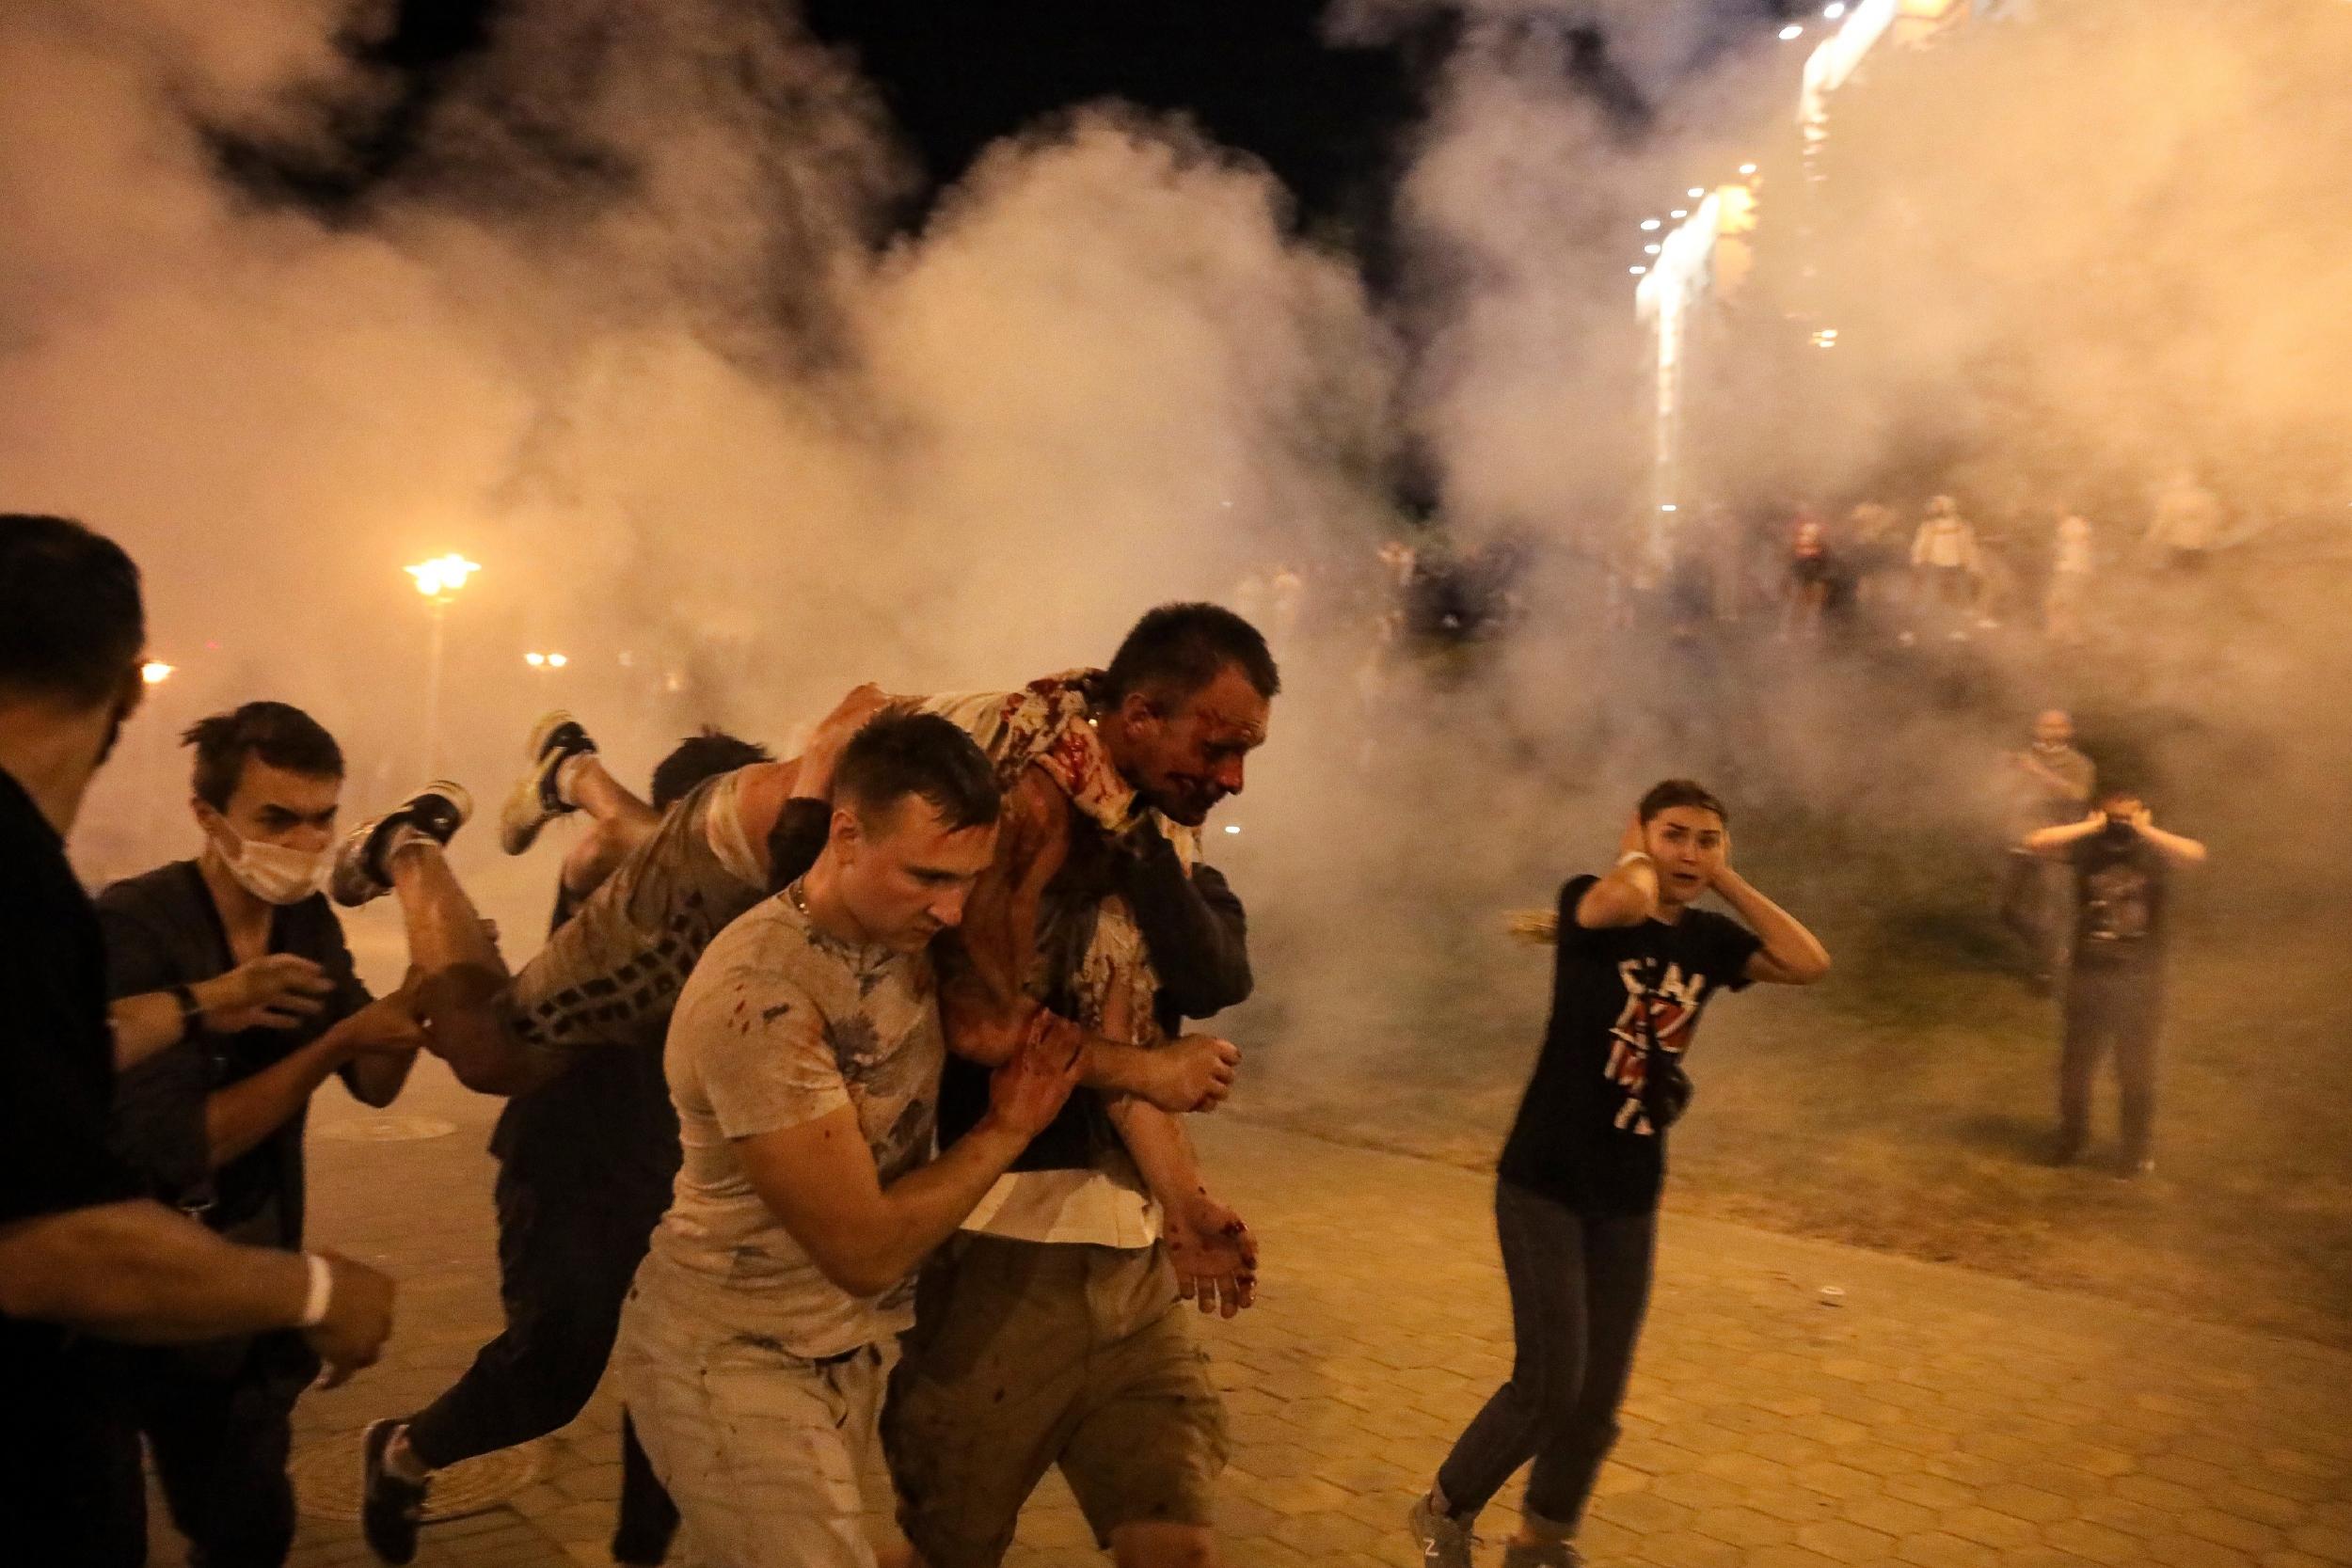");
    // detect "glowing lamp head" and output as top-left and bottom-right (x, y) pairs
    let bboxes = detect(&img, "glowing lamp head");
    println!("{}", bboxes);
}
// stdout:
(140, 659), (175, 686)
(405, 554), (481, 600)
(1780, 24), (1805, 40)
(1640, 218), (1661, 232)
